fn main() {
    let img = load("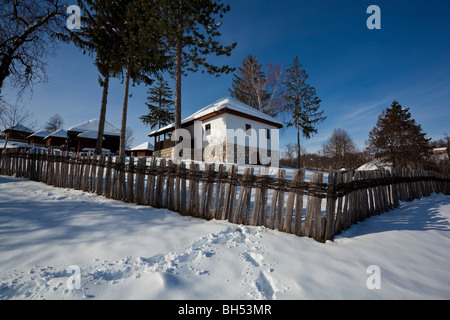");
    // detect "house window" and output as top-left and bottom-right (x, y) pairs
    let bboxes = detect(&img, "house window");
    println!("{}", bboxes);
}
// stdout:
(245, 124), (251, 136)
(266, 128), (270, 140)
(205, 123), (211, 136)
